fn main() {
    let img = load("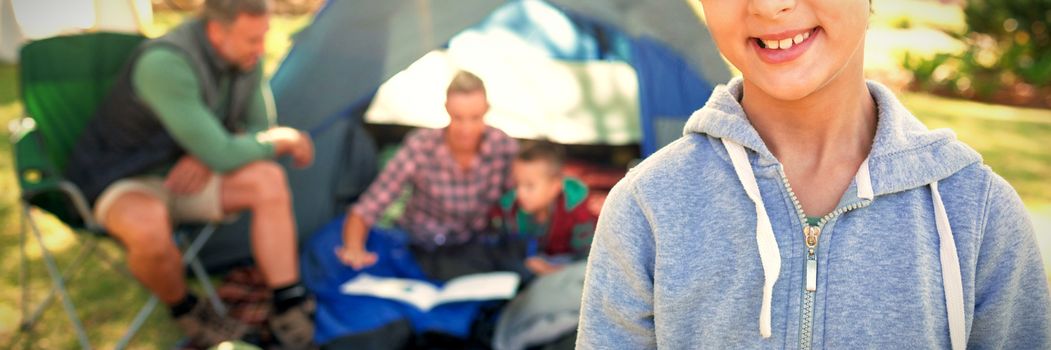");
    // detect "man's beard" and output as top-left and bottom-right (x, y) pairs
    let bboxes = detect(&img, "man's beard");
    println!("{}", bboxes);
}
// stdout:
(236, 58), (258, 72)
